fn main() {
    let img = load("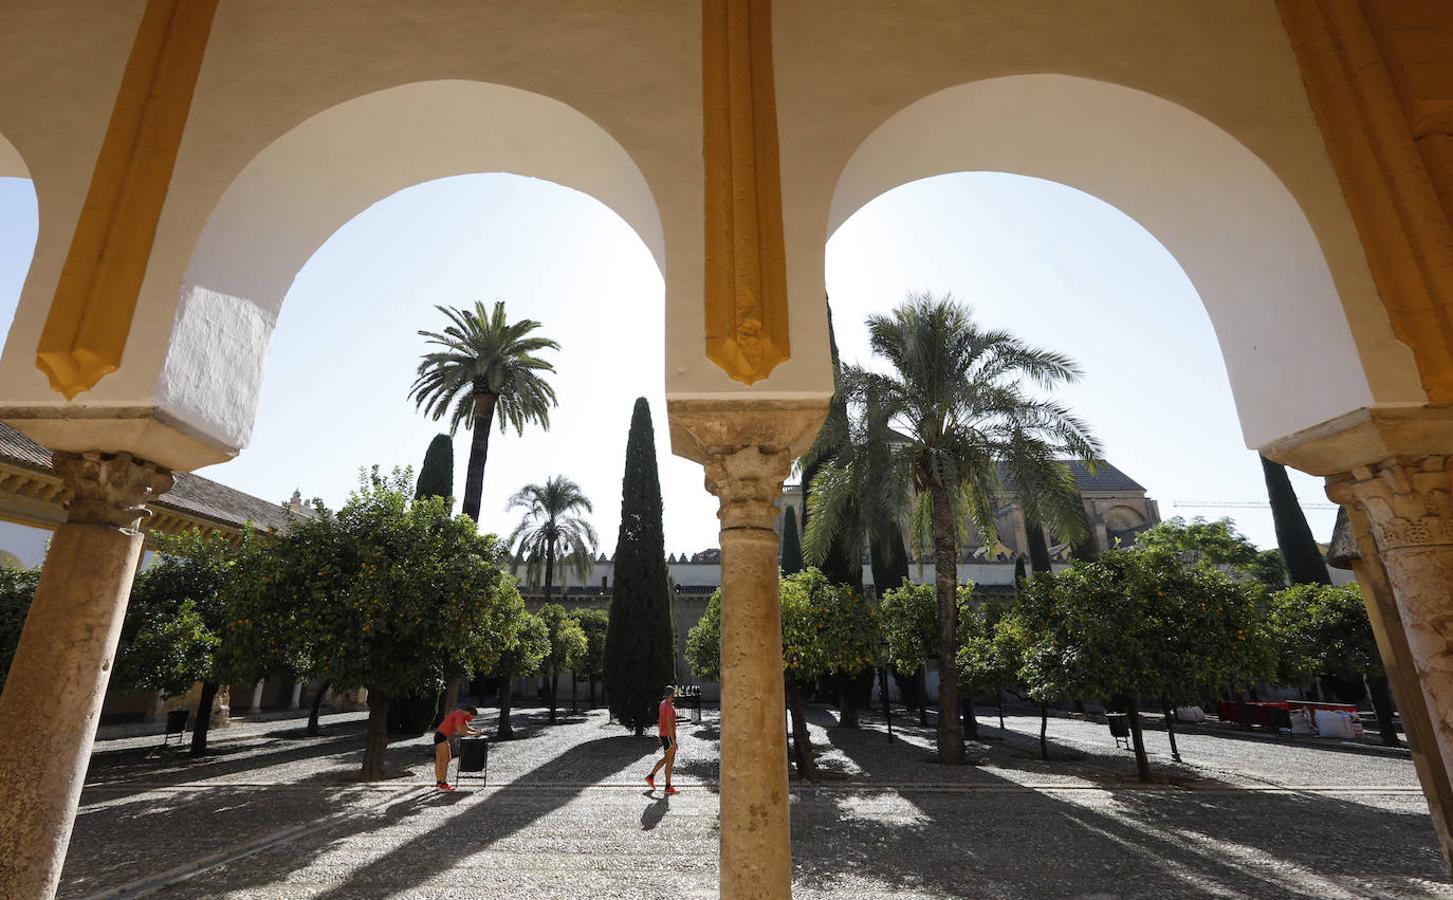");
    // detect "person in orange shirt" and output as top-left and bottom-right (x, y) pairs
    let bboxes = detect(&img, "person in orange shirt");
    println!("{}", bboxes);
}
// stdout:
(646, 686), (679, 795)
(433, 705), (479, 792)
